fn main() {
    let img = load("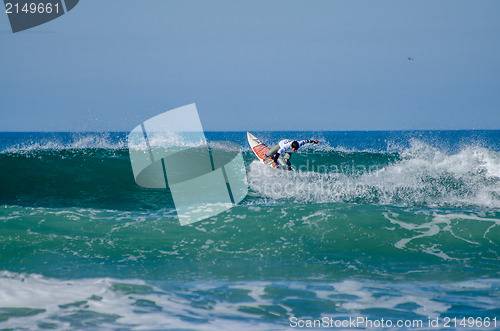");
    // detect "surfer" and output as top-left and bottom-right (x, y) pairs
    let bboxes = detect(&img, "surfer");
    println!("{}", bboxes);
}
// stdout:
(266, 139), (319, 170)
